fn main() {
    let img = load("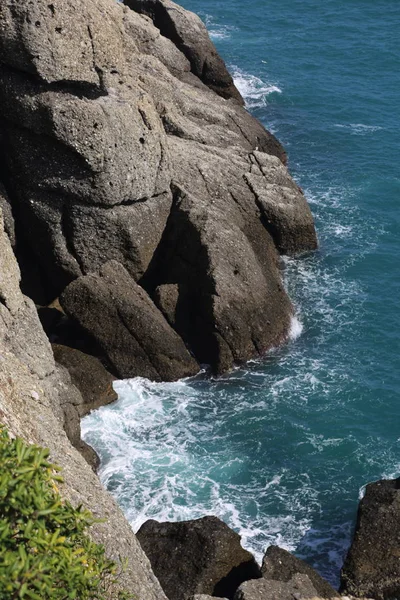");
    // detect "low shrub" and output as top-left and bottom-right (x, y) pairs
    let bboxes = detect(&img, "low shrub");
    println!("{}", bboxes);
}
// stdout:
(0, 426), (131, 599)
